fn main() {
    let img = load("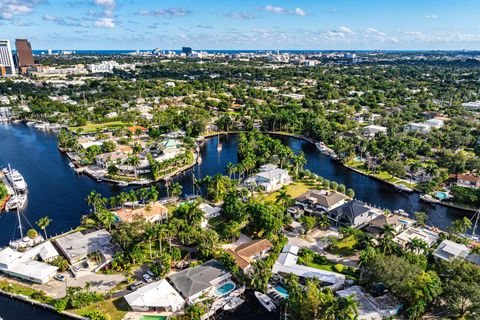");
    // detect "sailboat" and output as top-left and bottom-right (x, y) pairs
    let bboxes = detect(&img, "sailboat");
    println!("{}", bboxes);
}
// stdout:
(464, 210), (479, 241)
(217, 133), (222, 152)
